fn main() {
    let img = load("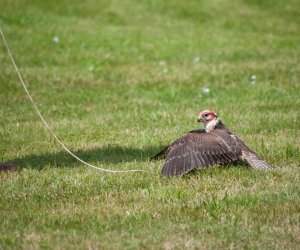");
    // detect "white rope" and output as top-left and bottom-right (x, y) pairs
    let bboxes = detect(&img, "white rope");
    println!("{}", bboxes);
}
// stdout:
(0, 27), (150, 174)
